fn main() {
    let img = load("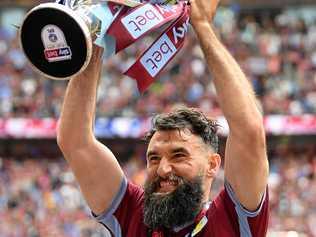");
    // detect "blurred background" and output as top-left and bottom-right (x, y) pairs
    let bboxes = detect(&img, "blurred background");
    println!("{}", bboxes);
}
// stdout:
(0, 0), (316, 236)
